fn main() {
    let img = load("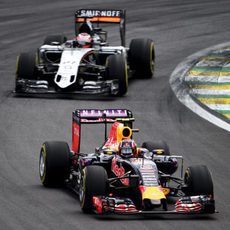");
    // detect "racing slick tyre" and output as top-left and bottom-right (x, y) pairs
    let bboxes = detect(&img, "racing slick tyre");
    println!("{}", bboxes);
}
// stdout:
(39, 141), (71, 187)
(184, 165), (214, 196)
(106, 54), (128, 96)
(142, 140), (170, 155)
(80, 165), (108, 213)
(16, 52), (36, 80)
(43, 35), (67, 45)
(129, 38), (155, 78)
